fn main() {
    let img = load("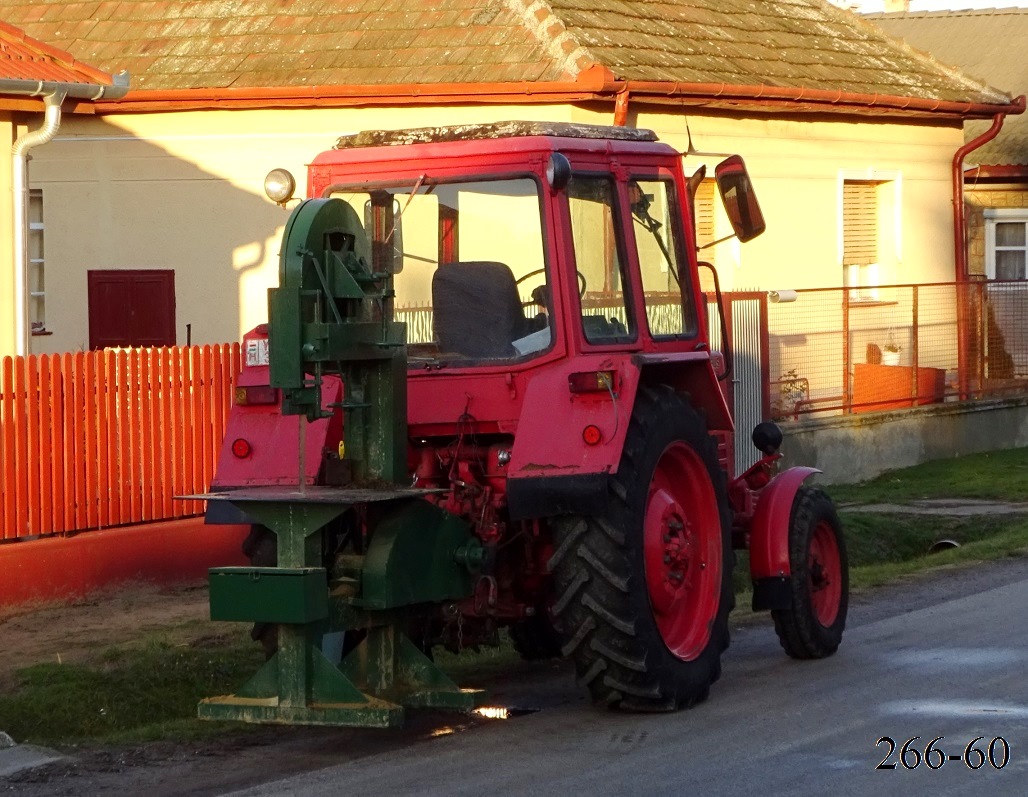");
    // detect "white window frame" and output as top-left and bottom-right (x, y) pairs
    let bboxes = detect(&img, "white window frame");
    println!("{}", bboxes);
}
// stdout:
(28, 189), (46, 334)
(984, 208), (1028, 281)
(838, 170), (902, 301)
